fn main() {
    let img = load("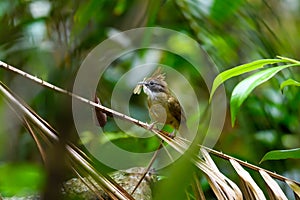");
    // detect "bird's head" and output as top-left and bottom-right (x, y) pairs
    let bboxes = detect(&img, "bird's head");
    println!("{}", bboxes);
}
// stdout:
(138, 68), (169, 98)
